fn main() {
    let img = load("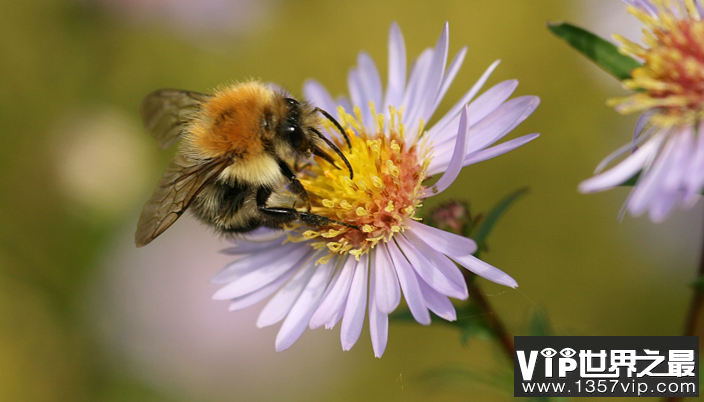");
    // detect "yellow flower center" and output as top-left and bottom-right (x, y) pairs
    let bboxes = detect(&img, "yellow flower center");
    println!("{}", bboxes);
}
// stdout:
(294, 104), (430, 263)
(608, 0), (704, 126)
